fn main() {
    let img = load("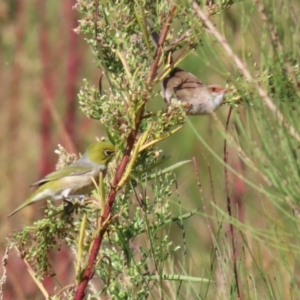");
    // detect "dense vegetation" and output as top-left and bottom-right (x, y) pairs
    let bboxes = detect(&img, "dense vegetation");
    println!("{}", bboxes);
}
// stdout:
(1, 0), (300, 299)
